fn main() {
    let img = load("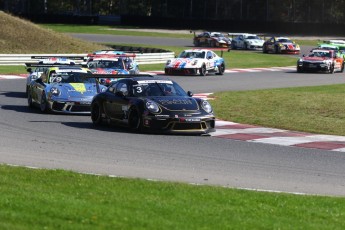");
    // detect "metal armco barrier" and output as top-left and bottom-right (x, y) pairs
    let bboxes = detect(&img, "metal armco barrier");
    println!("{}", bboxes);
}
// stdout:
(0, 52), (175, 65)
